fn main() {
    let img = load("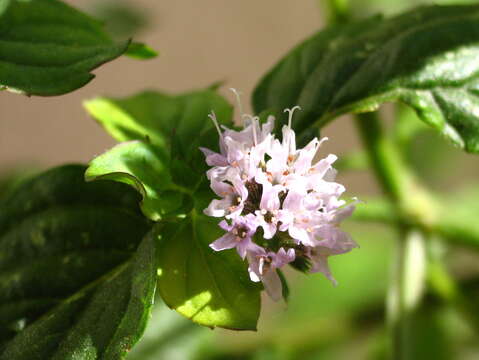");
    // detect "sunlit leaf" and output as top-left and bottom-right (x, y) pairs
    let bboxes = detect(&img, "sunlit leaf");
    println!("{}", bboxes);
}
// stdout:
(156, 214), (261, 331)
(126, 42), (158, 60)
(85, 141), (192, 221)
